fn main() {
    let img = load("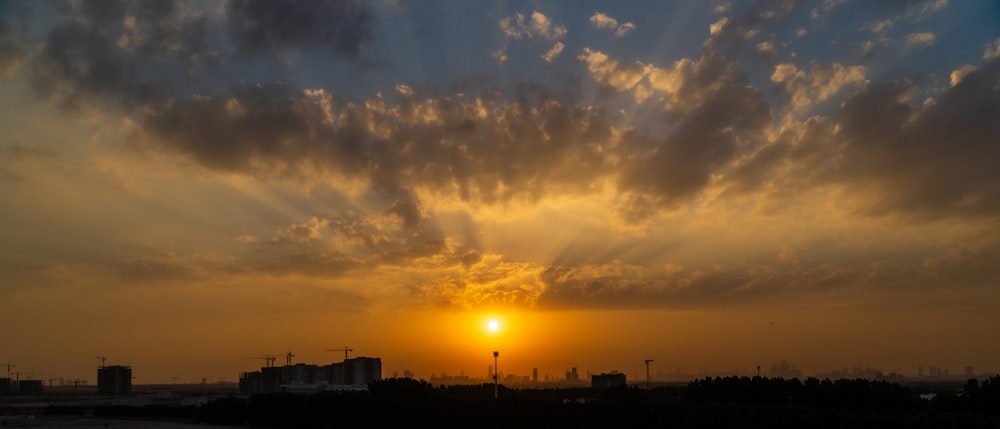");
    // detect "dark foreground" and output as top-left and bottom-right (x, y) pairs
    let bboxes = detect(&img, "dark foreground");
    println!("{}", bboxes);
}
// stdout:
(4, 376), (1000, 428)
